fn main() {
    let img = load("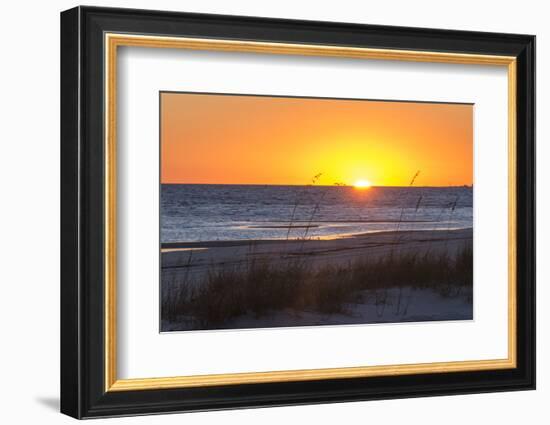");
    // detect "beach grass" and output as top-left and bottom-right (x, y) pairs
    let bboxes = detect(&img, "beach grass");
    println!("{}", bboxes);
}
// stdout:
(162, 242), (472, 329)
